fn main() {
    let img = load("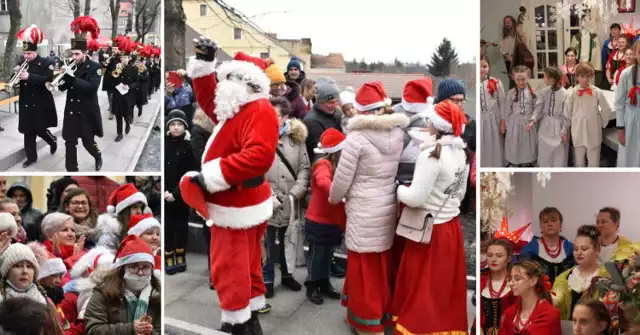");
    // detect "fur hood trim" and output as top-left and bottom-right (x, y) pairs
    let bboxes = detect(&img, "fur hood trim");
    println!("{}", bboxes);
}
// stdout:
(347, 113), (410, 132)
(287, 119), (308, 143)
(96, 214), (121, 236)
(69, 245), (114, 278)
(192, 108), (216, 133)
